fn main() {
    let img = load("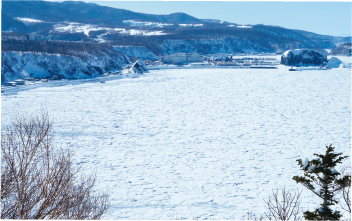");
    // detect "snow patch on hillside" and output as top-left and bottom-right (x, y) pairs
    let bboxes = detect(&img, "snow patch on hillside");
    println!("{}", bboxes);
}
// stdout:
(52, 22), (124, 36)
(121, 29), (166, 36)
(237, 25), (252, 28)
(52, 22), (166, 36)
(179, 24), (203, 27)
(123, 20), (173, 28)
(15, 17), (44, 24)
